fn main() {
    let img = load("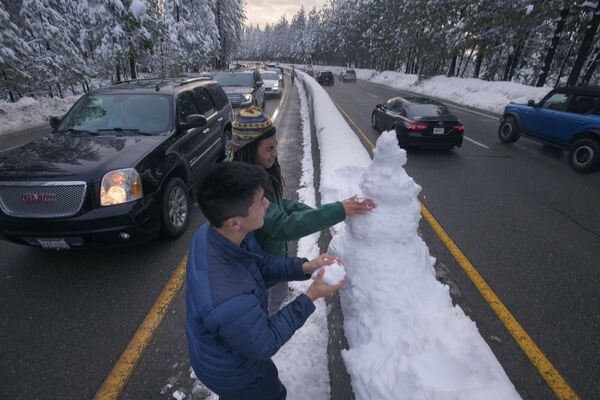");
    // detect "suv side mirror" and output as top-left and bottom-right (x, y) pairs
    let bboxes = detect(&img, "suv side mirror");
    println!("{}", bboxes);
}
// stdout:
(179, 114), (207, 130)
(50, 116), (63, 129)
(527, 99), (536, 106)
